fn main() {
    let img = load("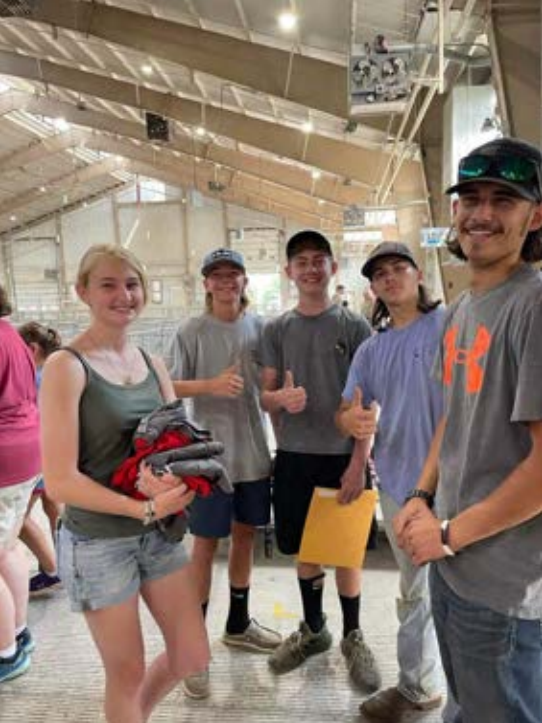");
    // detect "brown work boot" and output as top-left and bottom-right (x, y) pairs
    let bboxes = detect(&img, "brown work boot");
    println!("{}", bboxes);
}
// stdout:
(359, 686), (442, 720)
